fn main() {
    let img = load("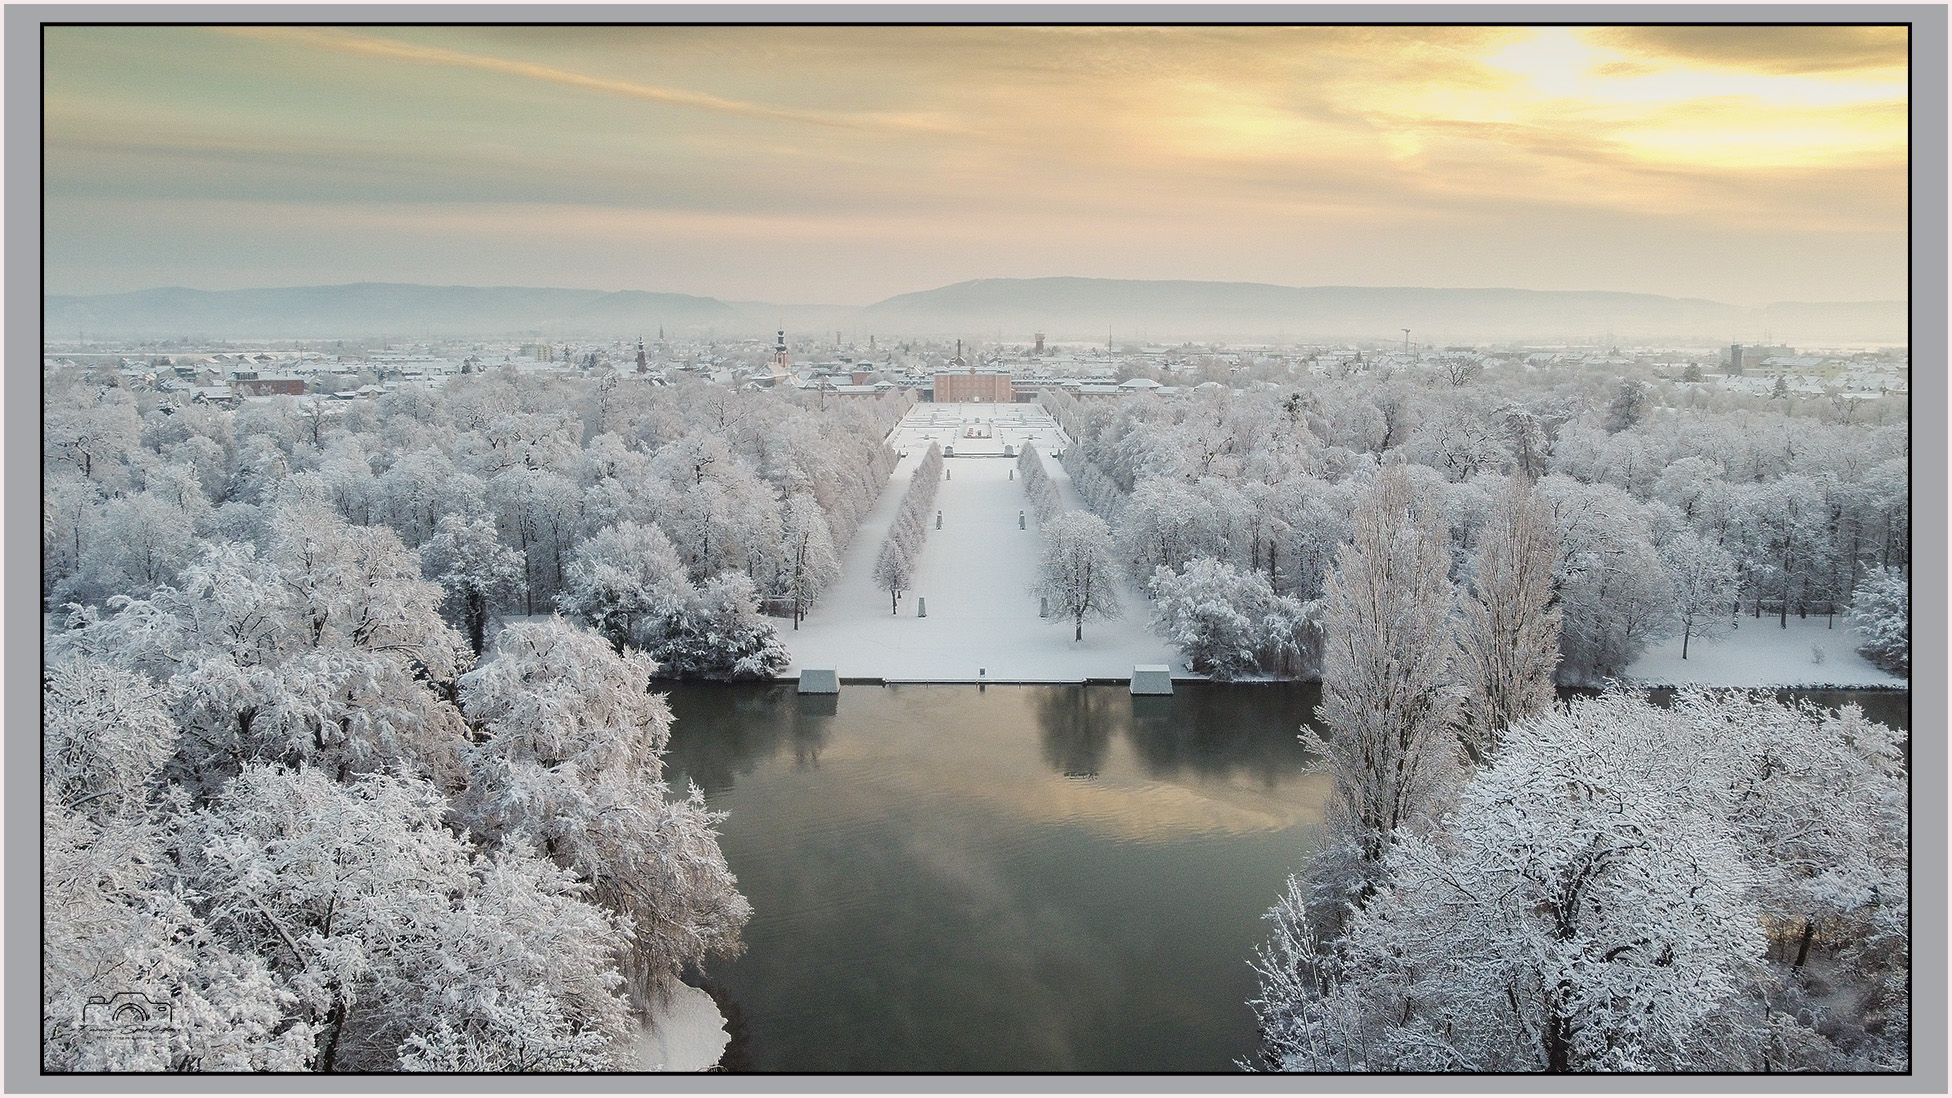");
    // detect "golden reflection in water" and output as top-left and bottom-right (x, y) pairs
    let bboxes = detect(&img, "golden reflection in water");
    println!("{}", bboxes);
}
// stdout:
(674, 683), (1331, 843)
